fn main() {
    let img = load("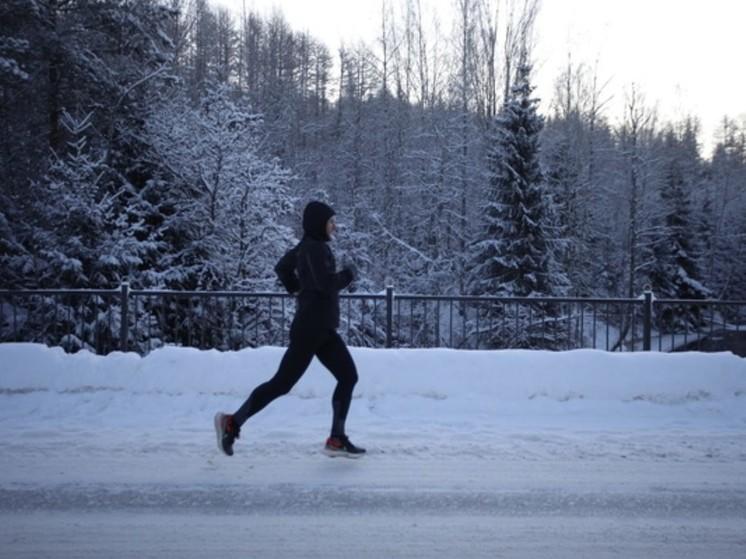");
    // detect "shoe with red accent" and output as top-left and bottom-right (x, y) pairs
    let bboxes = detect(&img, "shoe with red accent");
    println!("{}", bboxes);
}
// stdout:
(214, 412), (240, 456)
(324, 435), (366, 458)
